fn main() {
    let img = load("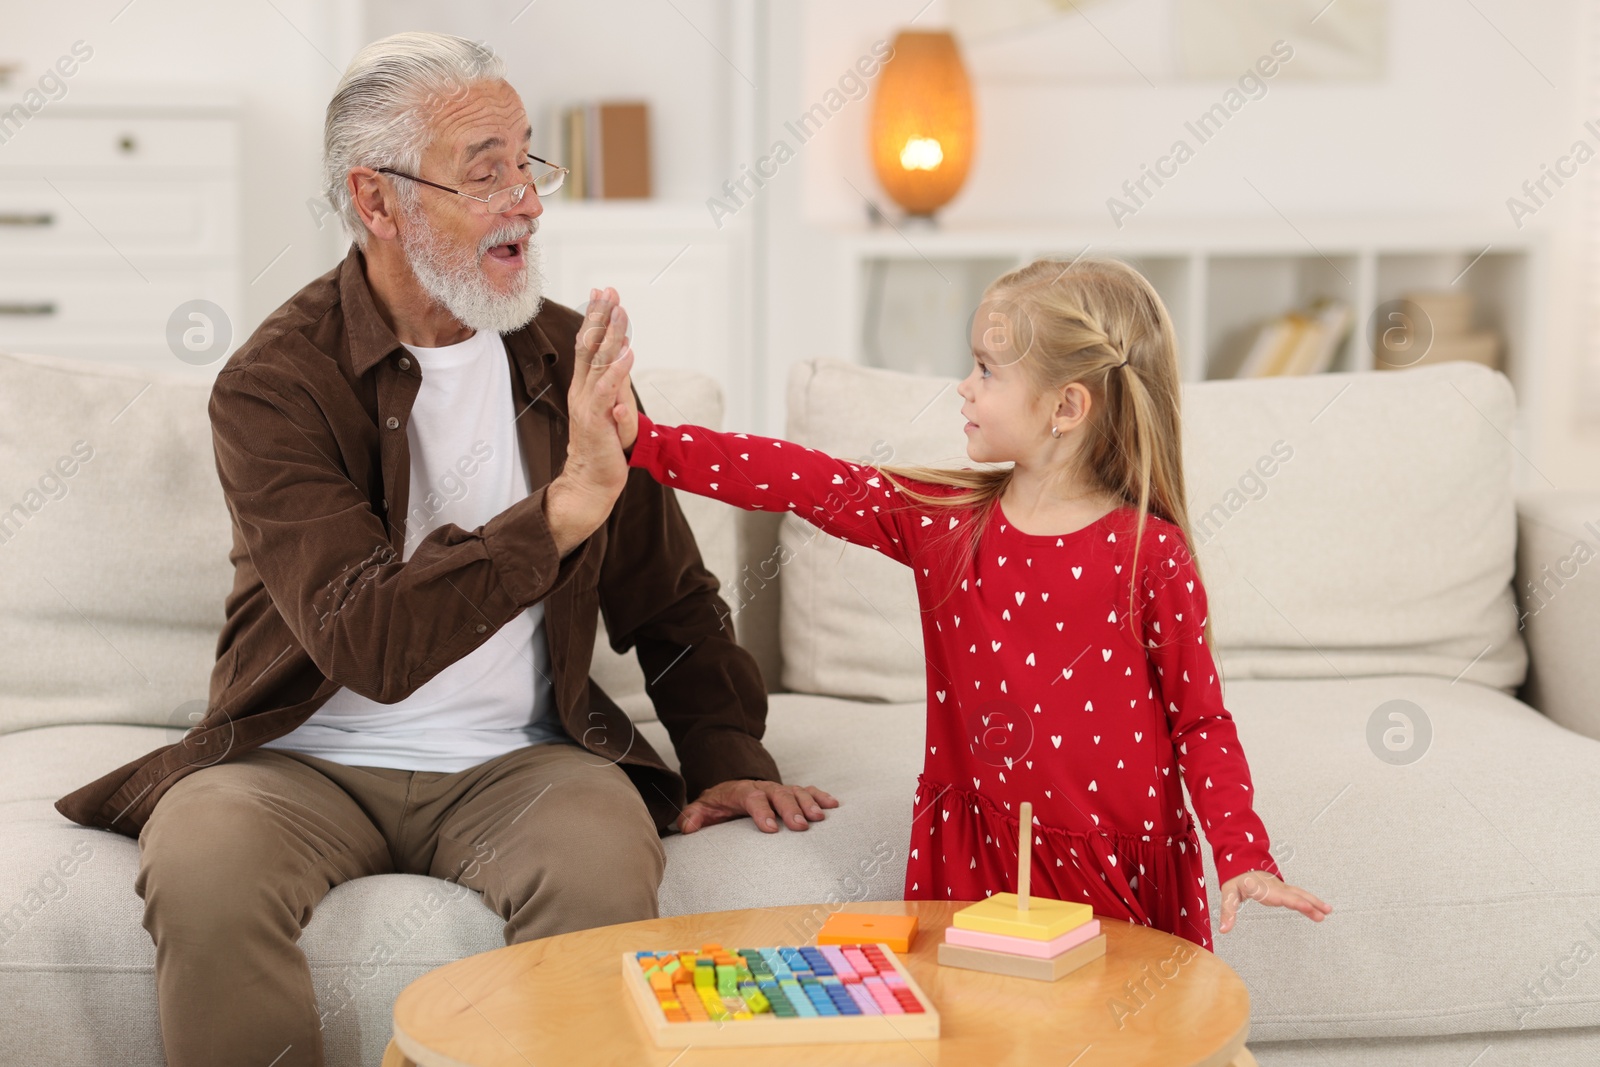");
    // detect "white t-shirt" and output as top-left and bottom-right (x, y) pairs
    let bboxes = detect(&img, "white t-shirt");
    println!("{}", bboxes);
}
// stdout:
(260, 328), (570, 771)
